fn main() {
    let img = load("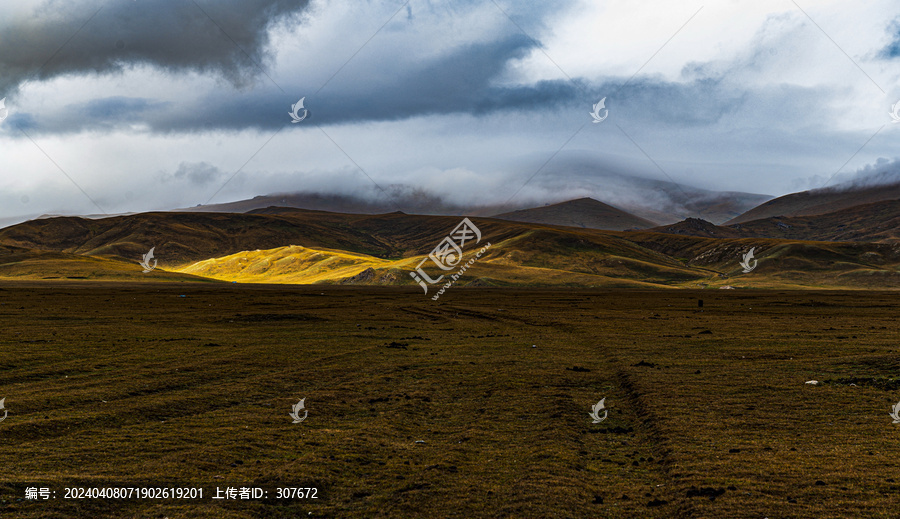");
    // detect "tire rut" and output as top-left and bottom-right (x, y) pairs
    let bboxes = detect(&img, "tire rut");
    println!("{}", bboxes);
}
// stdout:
(613, 362), (695, 517)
